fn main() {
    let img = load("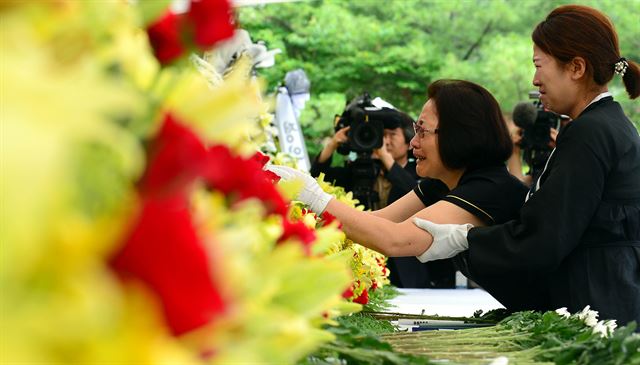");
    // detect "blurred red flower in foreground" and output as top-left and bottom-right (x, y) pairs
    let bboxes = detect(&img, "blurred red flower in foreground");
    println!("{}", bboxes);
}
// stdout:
(278, 219), (317, 255)
(111, 194), (226, 335)
(111, 114), (313, 334)
(112, 114), (225, 335)
(204, 147), (288, 216)
(147, 0), (235, 65)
